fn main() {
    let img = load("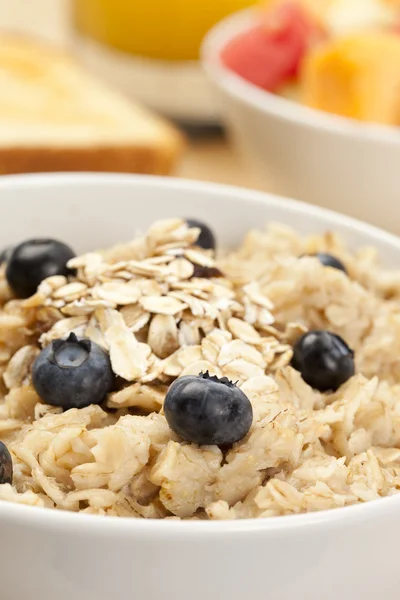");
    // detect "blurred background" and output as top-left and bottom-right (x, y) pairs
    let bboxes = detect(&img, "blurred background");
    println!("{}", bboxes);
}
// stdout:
(3, 0), (400, 235)
(0, 0), (265, 189)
